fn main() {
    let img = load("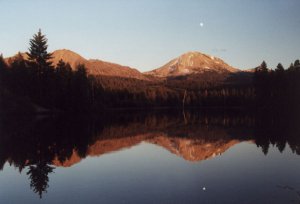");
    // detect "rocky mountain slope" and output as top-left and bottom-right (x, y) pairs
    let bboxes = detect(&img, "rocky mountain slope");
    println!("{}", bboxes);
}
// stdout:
(145, 51), (240, 78)
(6, 49), (148, 80)
(52, 49), (149, 80)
